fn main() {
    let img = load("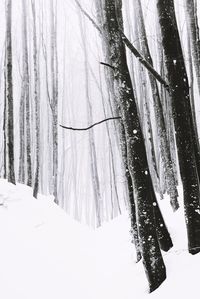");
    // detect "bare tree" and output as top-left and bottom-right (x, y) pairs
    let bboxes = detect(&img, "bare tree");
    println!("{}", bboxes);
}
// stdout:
(134, 0), (179, 211)
(95, 0), (173, 291)
(50, 0), (59, 203)
(157, 0), (200, 254)
(32, 0), (41, 198)
(184, 0), (200, 148)
(5, 0), (15, 184)
(18, 0), (32, 186)
(94, 0), (141, 261)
